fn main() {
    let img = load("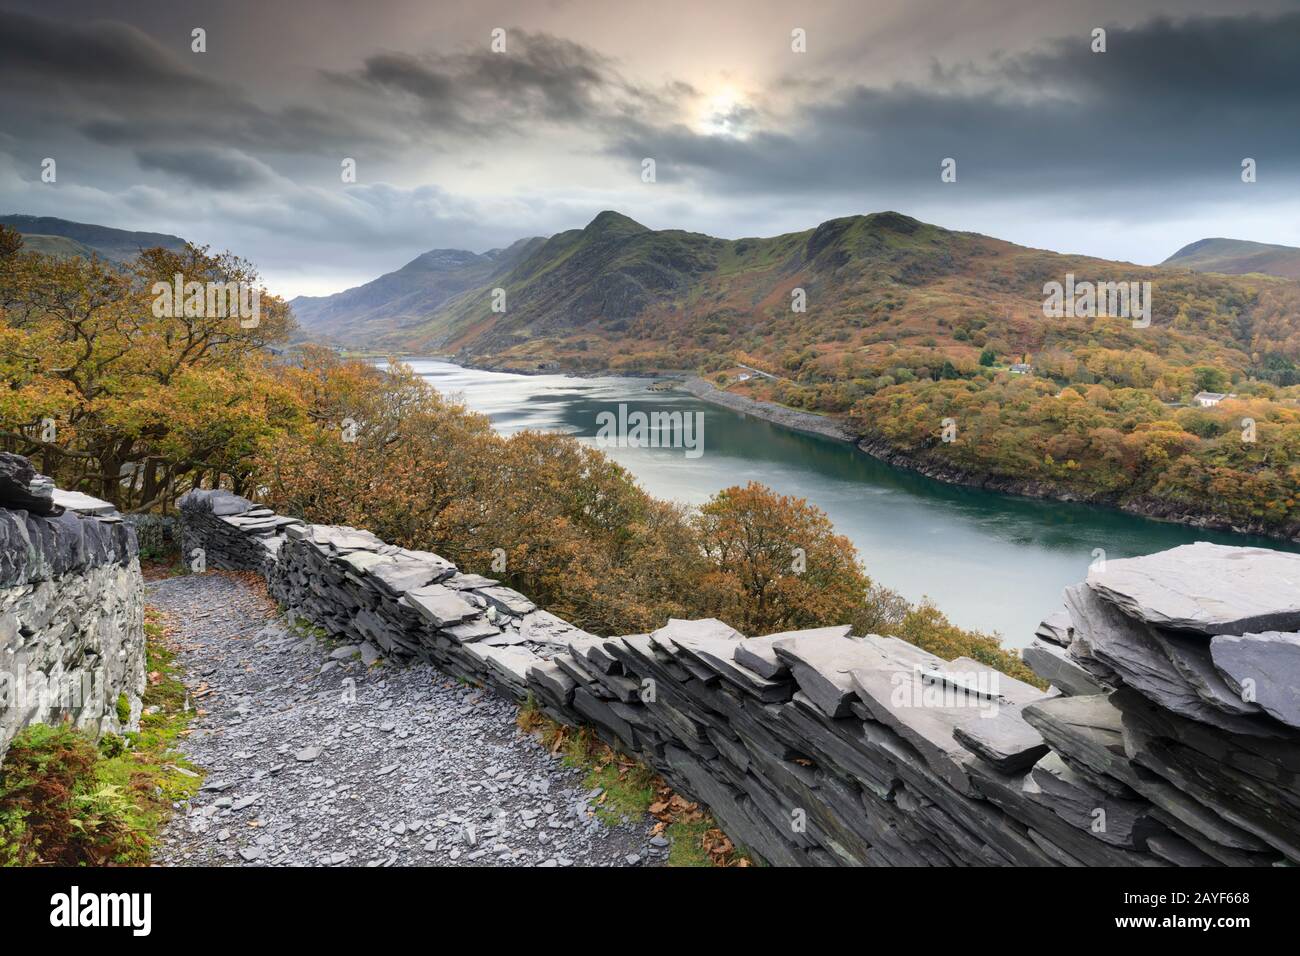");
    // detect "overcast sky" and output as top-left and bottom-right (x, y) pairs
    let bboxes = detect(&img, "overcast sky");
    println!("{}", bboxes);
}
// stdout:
(3, 0), (1300, 297)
